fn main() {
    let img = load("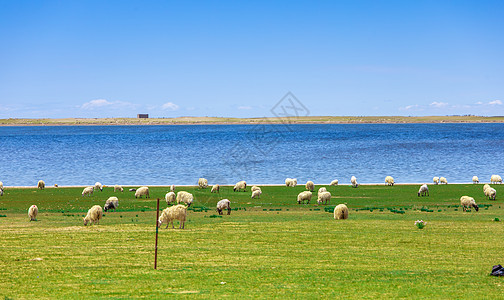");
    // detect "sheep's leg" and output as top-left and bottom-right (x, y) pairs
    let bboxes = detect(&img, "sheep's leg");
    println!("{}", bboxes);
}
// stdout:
(171, 221), (175, 229)
(227, 208), (231, 215)
(181, 221), (185, 229)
